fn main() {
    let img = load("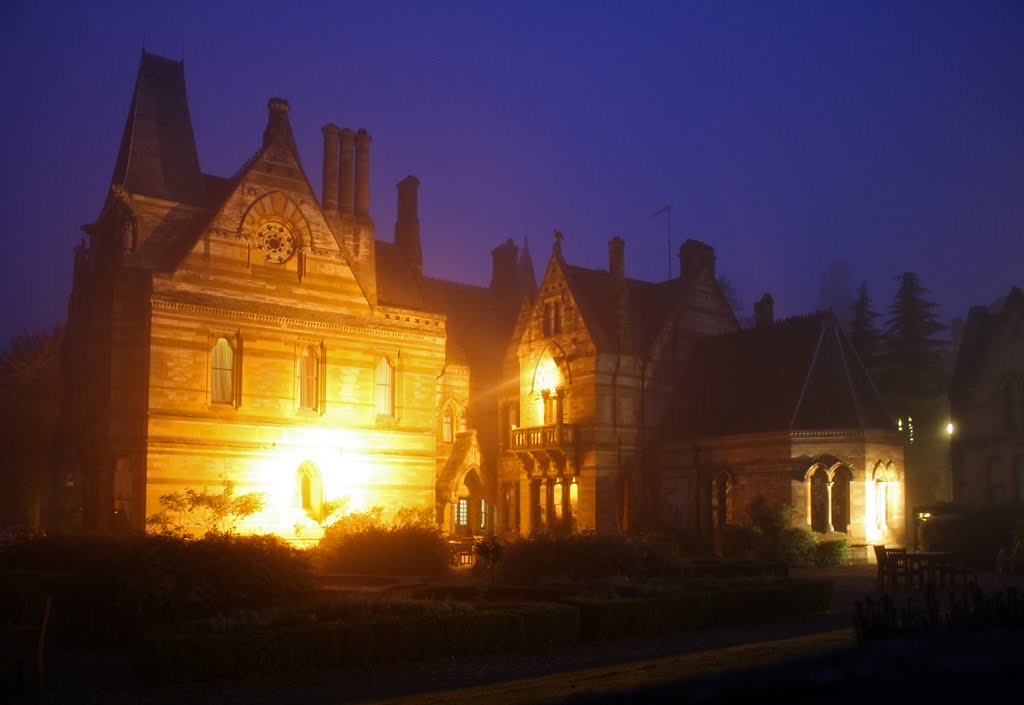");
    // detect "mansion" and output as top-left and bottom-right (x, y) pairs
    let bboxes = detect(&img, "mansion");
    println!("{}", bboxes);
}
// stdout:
(57, 52), (906, 554)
